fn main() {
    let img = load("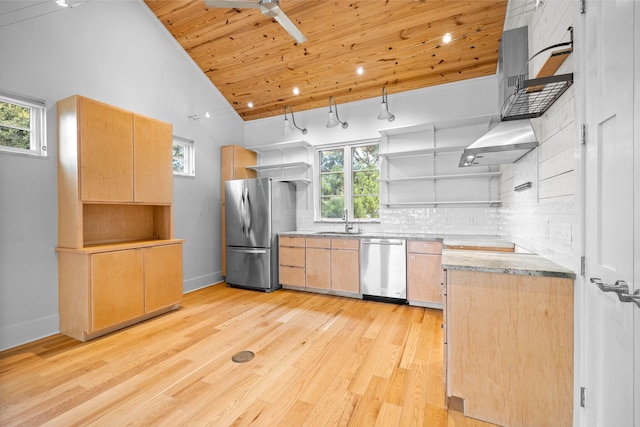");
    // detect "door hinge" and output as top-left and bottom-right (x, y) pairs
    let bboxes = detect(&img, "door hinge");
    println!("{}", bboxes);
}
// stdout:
(580, 387), (586, 407)
(581, 124), (587, 145)
(580, 256), (586, 276)
(580, 0), (586, 14)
